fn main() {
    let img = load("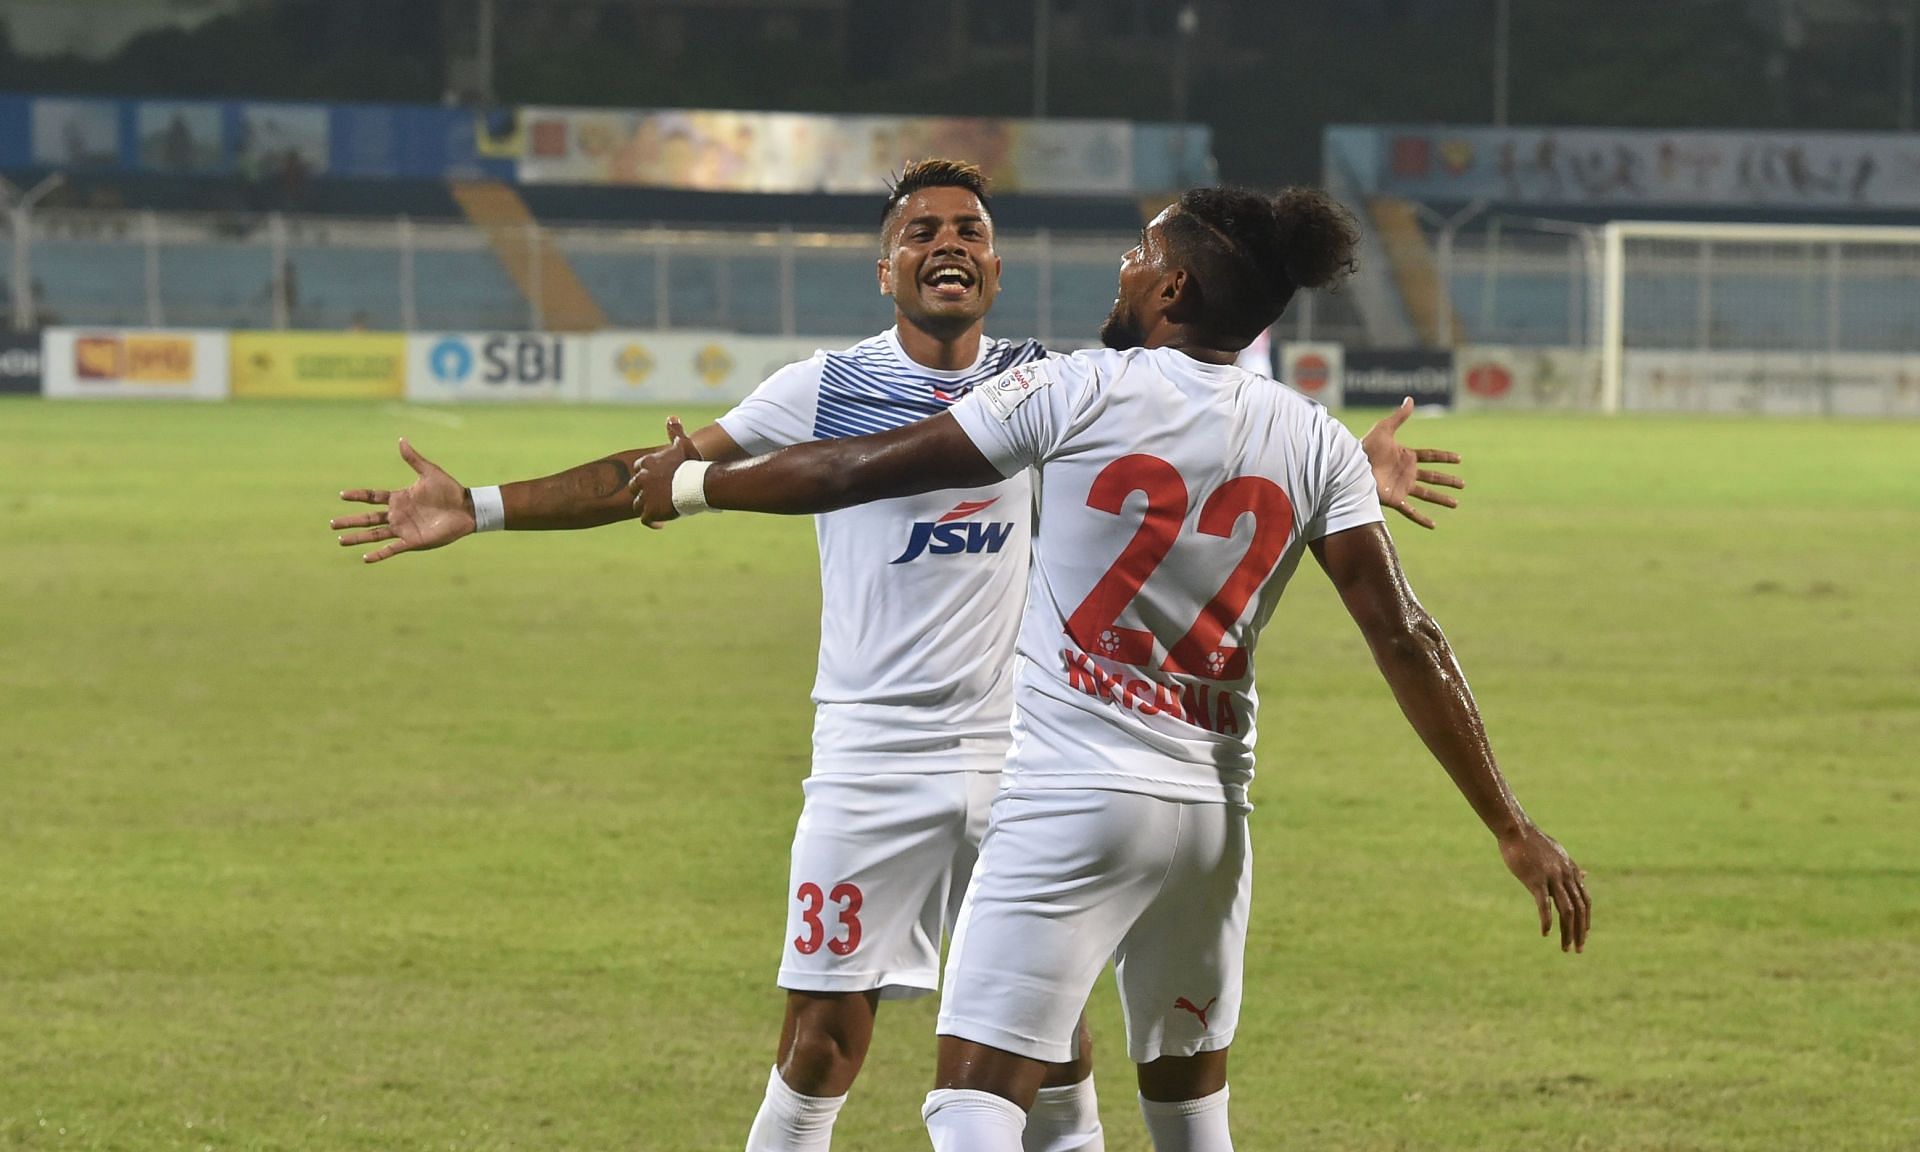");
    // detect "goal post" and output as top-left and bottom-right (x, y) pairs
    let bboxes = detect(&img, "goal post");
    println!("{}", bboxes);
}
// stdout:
(1597, 220), (1920, 416)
